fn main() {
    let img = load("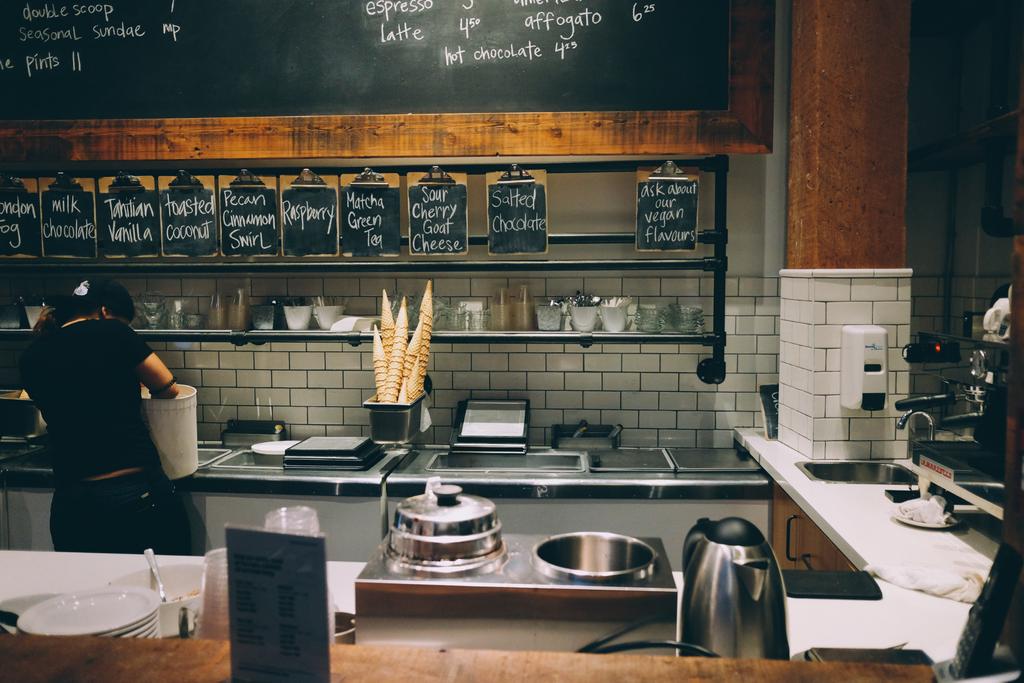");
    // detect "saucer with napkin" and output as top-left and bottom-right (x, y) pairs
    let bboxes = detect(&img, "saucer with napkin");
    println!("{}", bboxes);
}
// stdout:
(891, 495), (957, 529)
